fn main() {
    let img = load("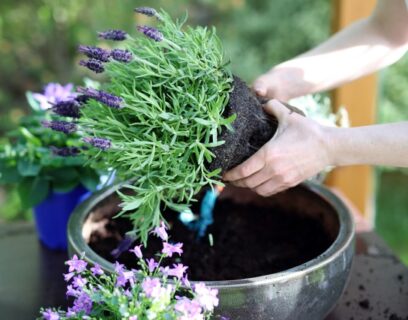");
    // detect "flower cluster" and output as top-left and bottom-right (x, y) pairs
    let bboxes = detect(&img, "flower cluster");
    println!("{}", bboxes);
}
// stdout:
(38, 223), (219, 320)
